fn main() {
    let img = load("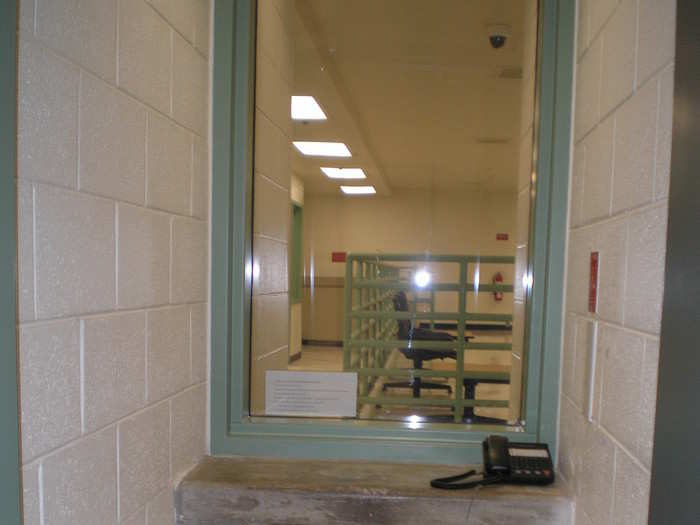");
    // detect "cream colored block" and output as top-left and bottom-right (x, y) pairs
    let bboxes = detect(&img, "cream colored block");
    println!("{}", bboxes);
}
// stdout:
(19, 0), (34, 35)
(18, 39), (79, 189)
(36, 0), (116, 82)
(577, 424), (615, 525)
(258, 0), (294, 85)
(119, 402), (170, 519)
(637, 0), (676, 86)
(192, 135), (209, 219)
(194, 0), (212, 57)
(598, 325), (644, 452)
(577, 0), (590, 58)
(612, 79), (658, 213)
(147, 489), (175, 525)
(560, 314), (577, 402)
(22, 464), (40, 525)
(291, 174), (304, 205)
(35, 185), (115, 318)
(118, 0), (171, 114)
(117, 203), (171, 309)
(570, 143), (585, 227)
(256, 52), (292, 138)
(557, 396), (582, 484)
(79, 73), (147, 204)
(254, 173), (290, 242)
(624, 204), (668, 333)
(570, 317), (594, 409)
(17, 182), (34, 322)
(122, 509), (146, 525)
(252, 293), (289, 360)
(581, 115), (613, 222)
(43, 428), (118, 525)
(638, 338), (659, 468)
(19, 321), (81, 461)
(190, 303), (208, 383)
(147, 113), (192, 215)
(172, 217), (208, 303)
(600, 0), (636, 116)
(574, 38), (602, 140)
(42, 427), (117, 525)
(147, 307), (190, 402)
(255, 108), (291, 189)
(83, 312), (146, 432)
(519, 73), (536, 140)
(250, 347), (289, 415)
(253, 236), (288, 296)
(517, 129), (533, 193)
(590, 0), (619, 39)
(173, 34), (208, 135)
(171, 385), (207, 478)
(655, 65), (674, 200)
(613, 449), (651, 525)
(515, 189), (530, 248)
(149, 0), (197, 42)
